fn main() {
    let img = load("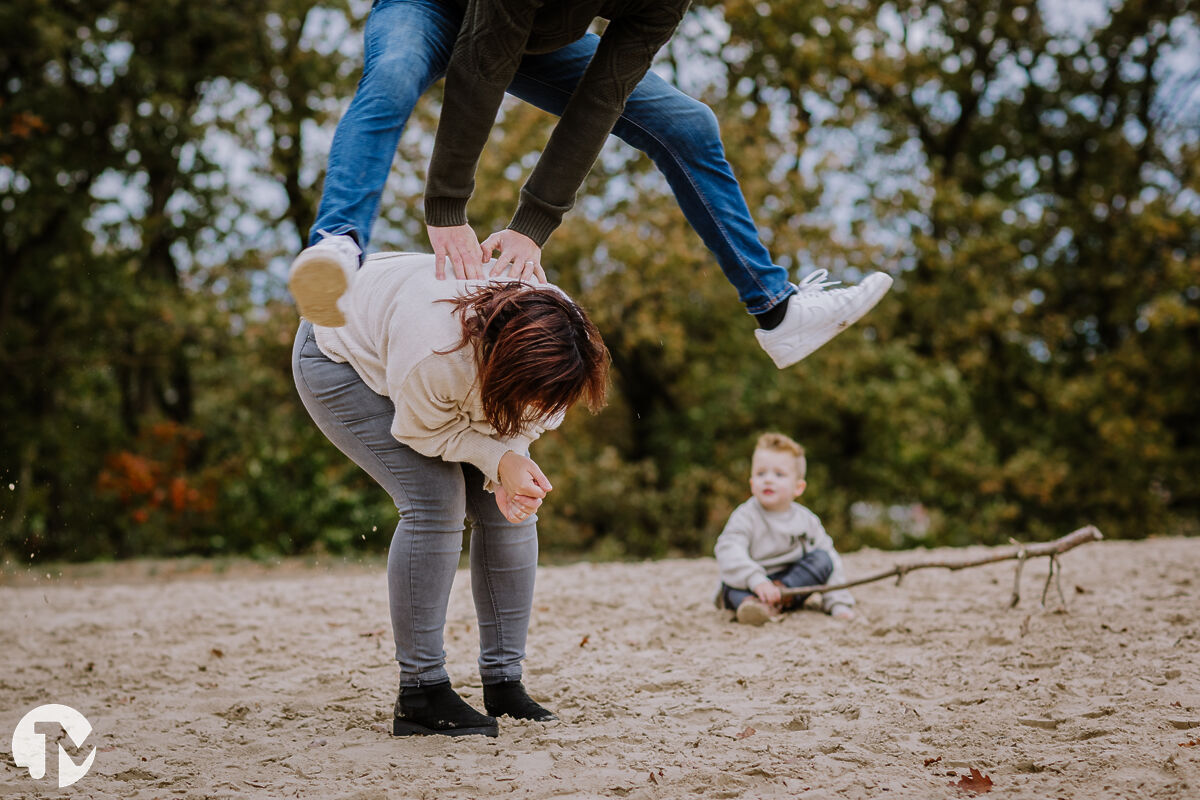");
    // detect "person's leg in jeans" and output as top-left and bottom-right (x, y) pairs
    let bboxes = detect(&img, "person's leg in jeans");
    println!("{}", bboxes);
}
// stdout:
(508, 35), (795, 317)
(721, 549), (833, 611)
(772, 549), (834, 608)
(308, 0), (459, 248)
